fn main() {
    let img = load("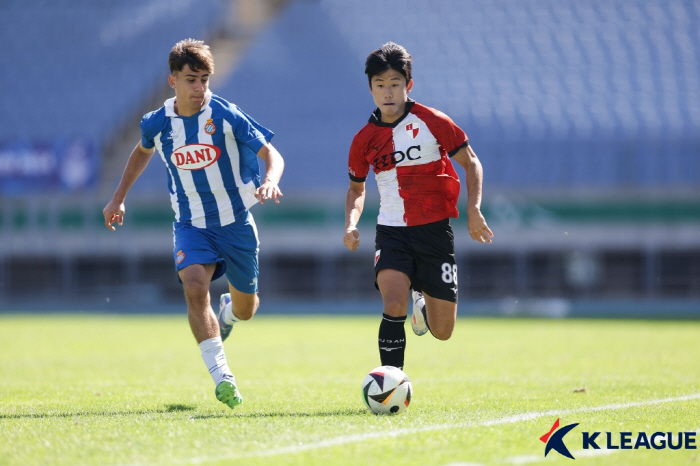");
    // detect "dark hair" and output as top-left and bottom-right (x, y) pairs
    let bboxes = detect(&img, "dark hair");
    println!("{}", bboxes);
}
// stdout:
(168, 38), (215, 74)
(365, 42), (412, 85)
